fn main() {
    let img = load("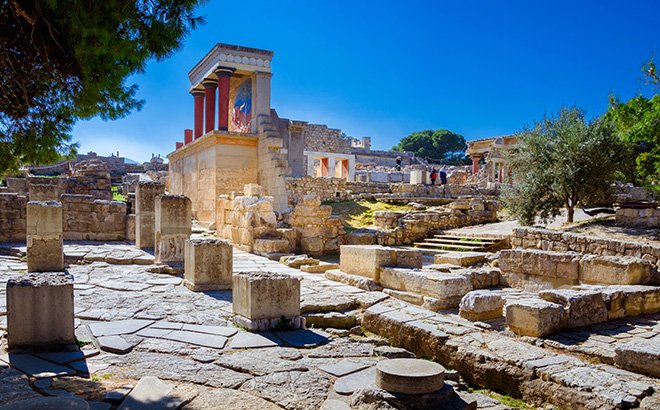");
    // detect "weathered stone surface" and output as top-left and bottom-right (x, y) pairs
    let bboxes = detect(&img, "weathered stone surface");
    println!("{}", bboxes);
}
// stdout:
(240, 369), (331, 409)
(26, 201), (63, 272)
(459, 290), (504, 321)
(184, 238), (232, 291)
(233, 272), (301, 322)
(117, 376), (186, 410)
(300, 262), (340, 273)
(88, 319), (154, 337)
(499, 249), (581, 290)
(320, 360), (370, 377)
(97, 335), (138, 354)
(7, 272), (75, 348)
(280, 255), (319, 269)
(186, 388), (284, 410)
(539, 289), (608, 328)
(228, 332), (279, 349)
(340, 245), (395, 281)
(154, 194), (192, 264)
(435, 252), (488, 267)
(0, 397), (89, 410)
(334, 366), (377, 395)
(380, 268), (472, 308)
(274, 329), (329, 348)
(579, 254), (652, 285)
(614, 337), (660, 377)
(375, 358), (445, 395)
(135, 181), (165, 249)
(505, 299), (567, 337)
(4, 354), (76, 378)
